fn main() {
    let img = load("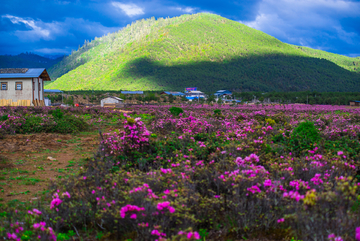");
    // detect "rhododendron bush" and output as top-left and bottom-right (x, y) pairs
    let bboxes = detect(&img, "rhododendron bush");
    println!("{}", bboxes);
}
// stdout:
(1, 104), (360, 240)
